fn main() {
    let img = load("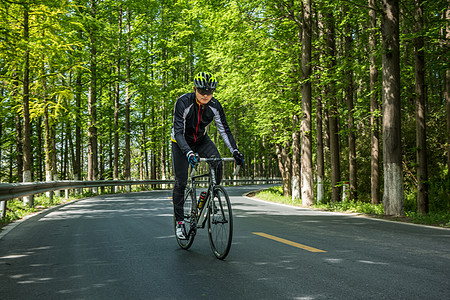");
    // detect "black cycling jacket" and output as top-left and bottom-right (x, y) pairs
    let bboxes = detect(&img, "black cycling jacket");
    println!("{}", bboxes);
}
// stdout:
(171, 92), (238, 157)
